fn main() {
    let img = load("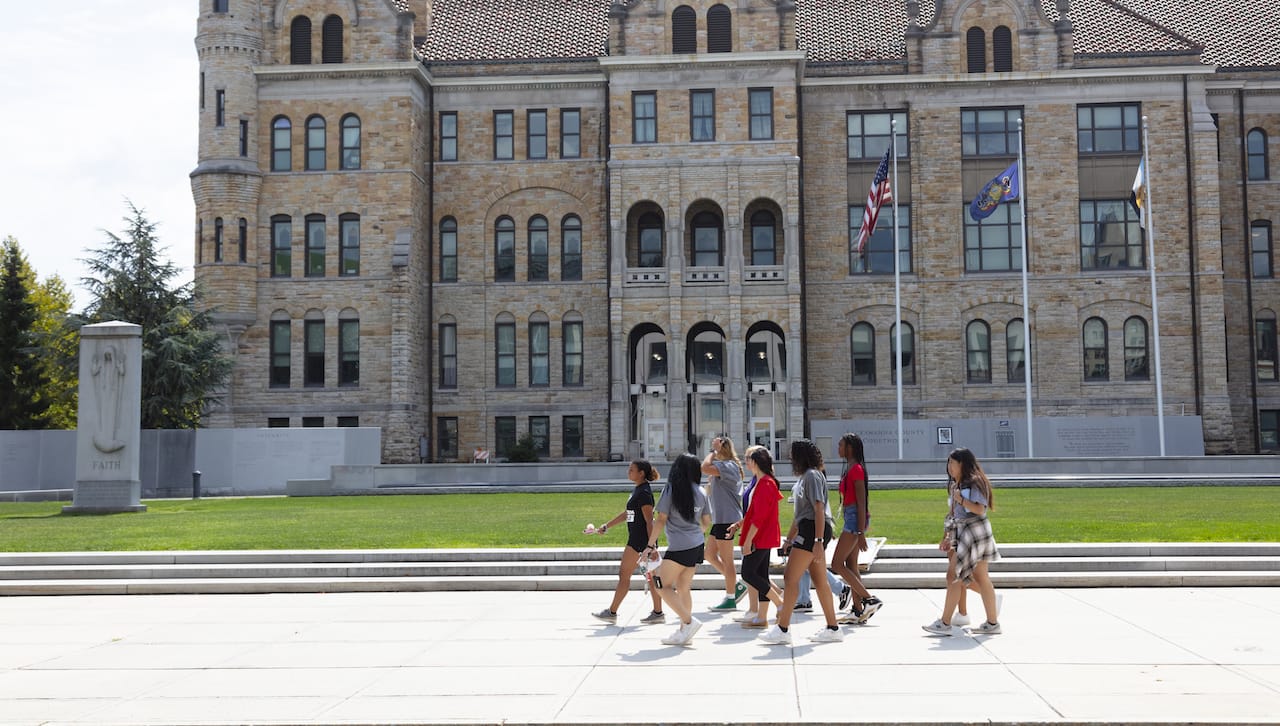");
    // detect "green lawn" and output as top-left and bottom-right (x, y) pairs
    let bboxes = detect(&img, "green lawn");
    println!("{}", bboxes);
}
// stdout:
(0, 487), (1276, 552)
